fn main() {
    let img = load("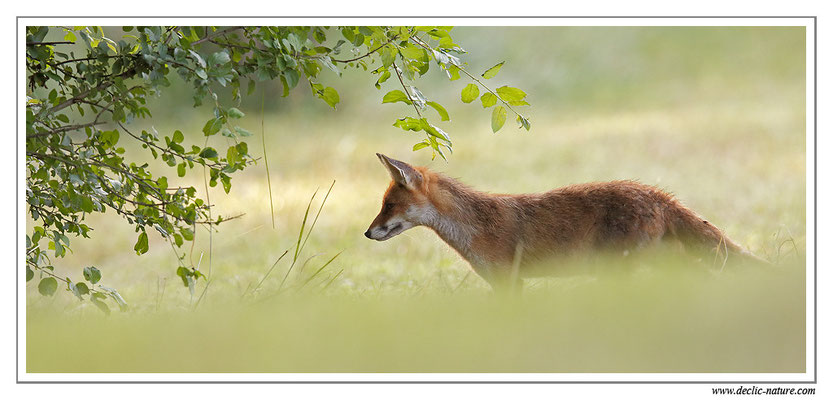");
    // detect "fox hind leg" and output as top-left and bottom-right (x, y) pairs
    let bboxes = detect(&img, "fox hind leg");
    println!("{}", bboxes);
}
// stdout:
(474, 264), (523, 295)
